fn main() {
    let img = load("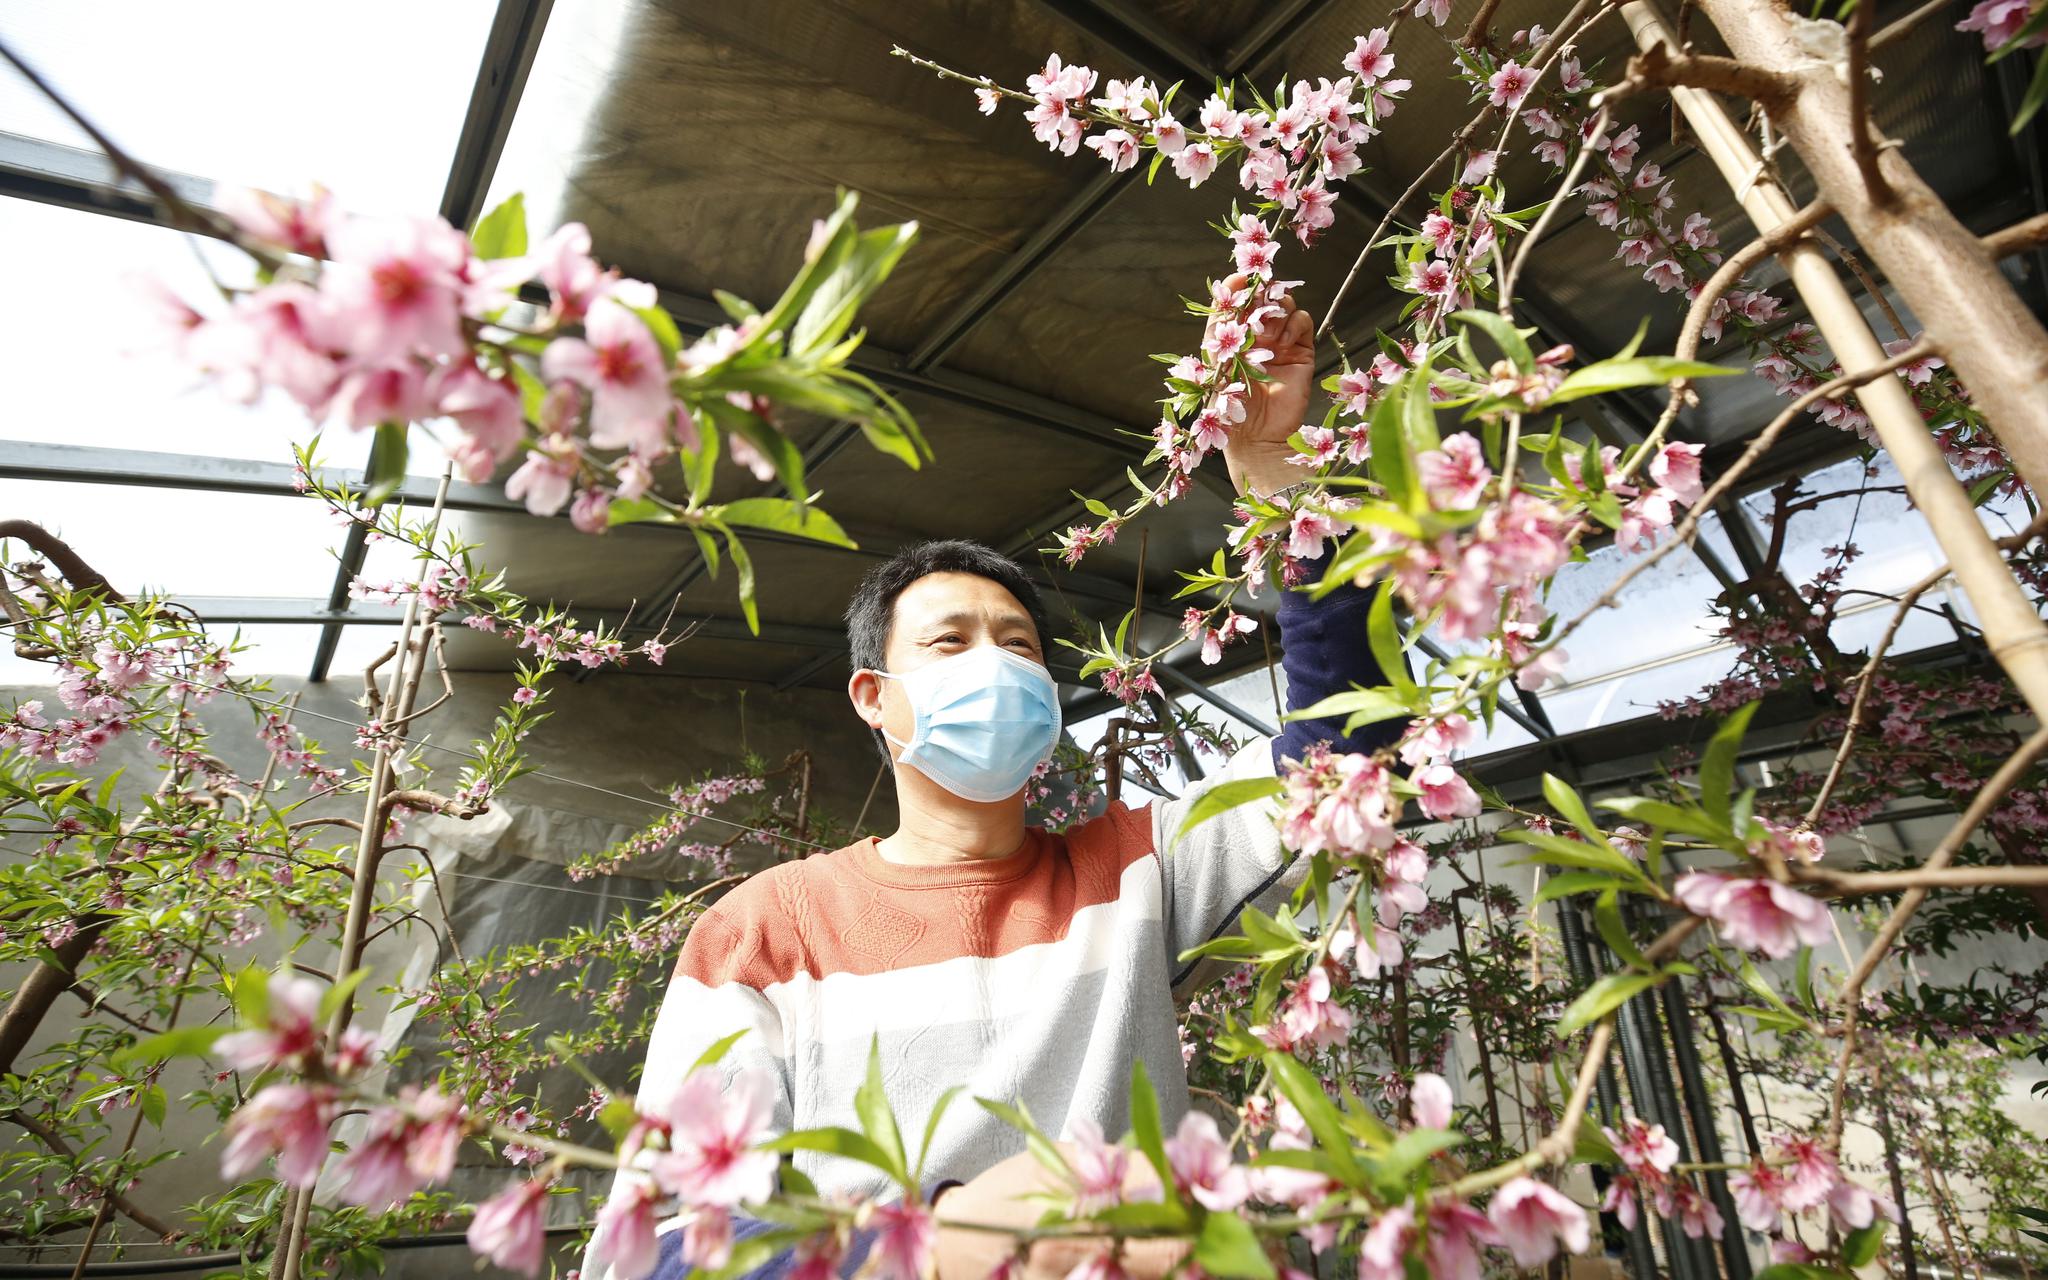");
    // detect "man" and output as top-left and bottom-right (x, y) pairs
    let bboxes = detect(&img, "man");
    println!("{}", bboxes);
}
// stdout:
(600, 291), (1394, 1280)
